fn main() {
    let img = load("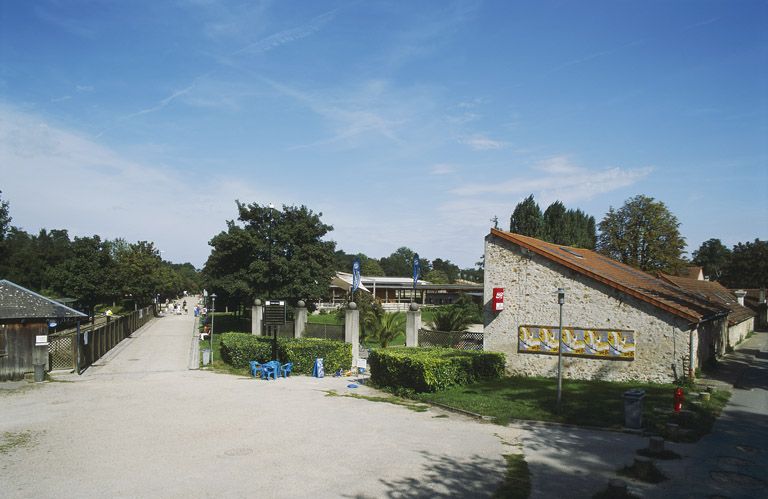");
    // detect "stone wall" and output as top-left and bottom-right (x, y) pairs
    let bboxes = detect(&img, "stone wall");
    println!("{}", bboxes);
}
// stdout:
(483, 235), (698, 384)
(728, 317), (755, 349)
